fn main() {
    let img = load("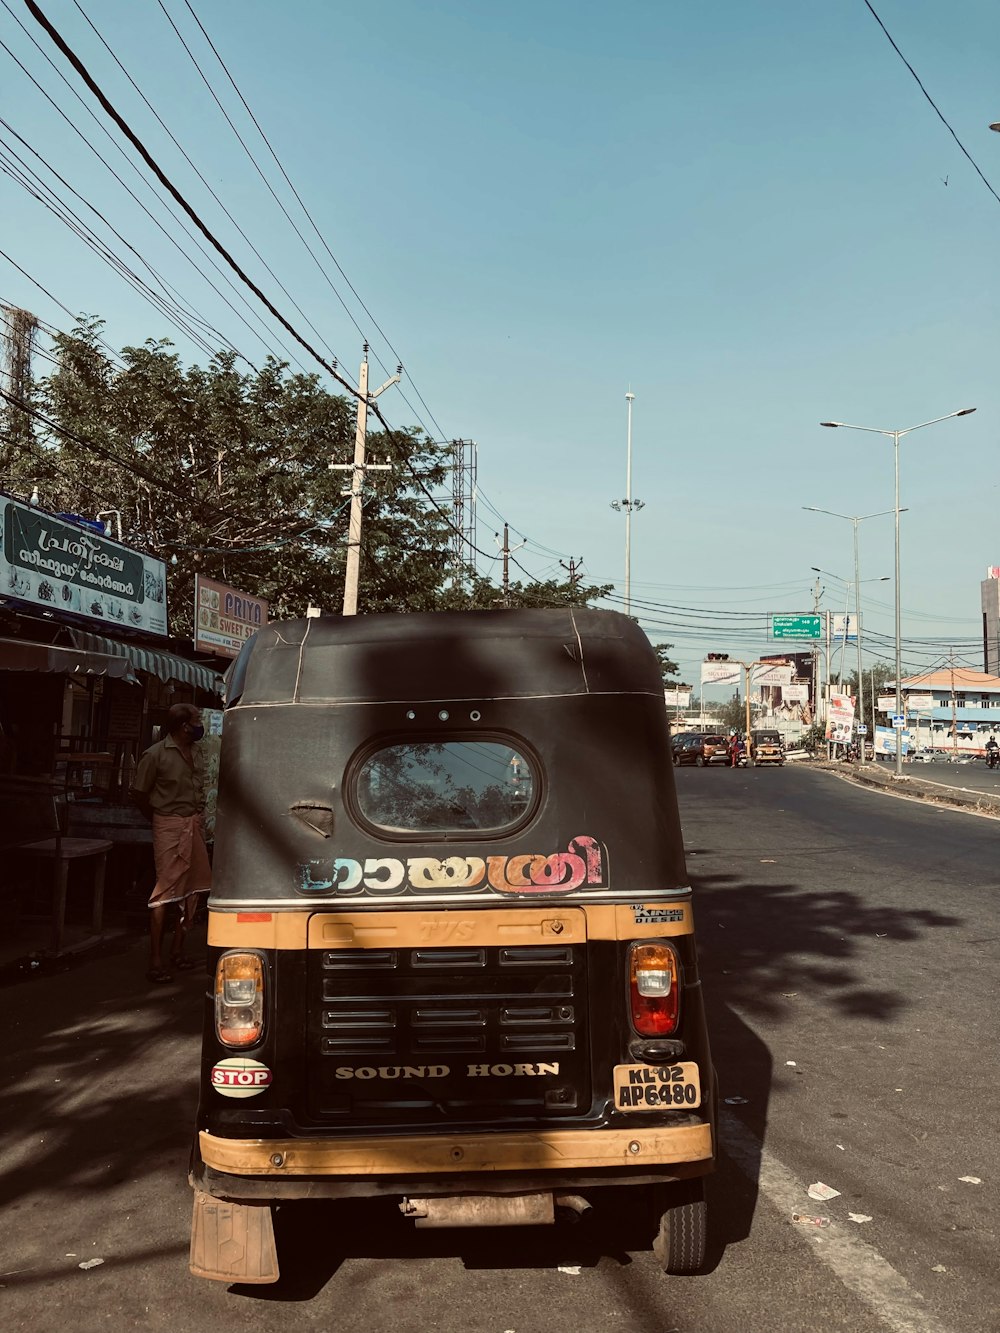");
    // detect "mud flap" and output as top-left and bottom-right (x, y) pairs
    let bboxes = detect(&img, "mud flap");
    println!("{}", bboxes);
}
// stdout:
(189, 1190), (279, 1284)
